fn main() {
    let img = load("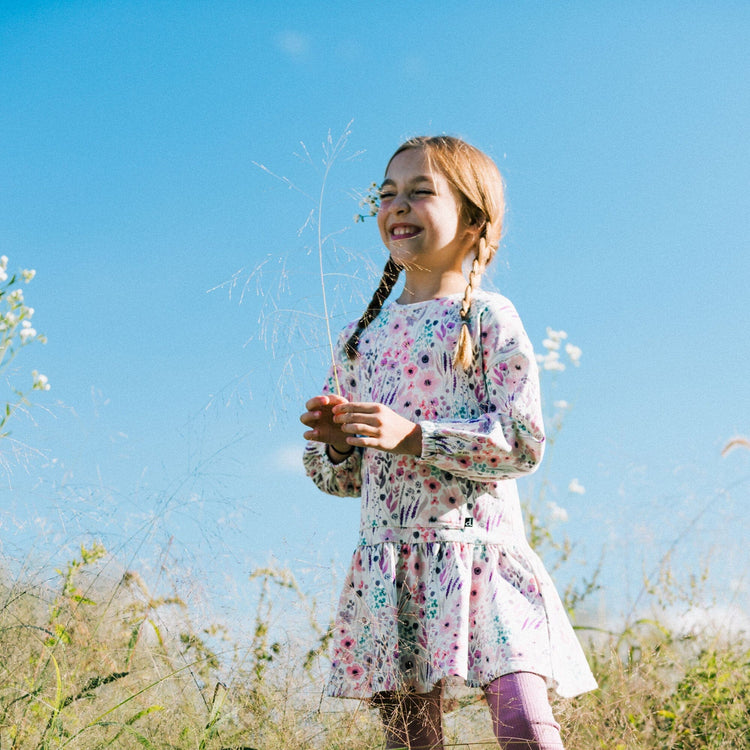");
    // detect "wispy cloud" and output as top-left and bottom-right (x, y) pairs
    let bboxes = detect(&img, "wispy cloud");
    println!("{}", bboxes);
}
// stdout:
(276, 30), (311, 60)
(663, 604), (750, 639)
(274, 443), (304, 475)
